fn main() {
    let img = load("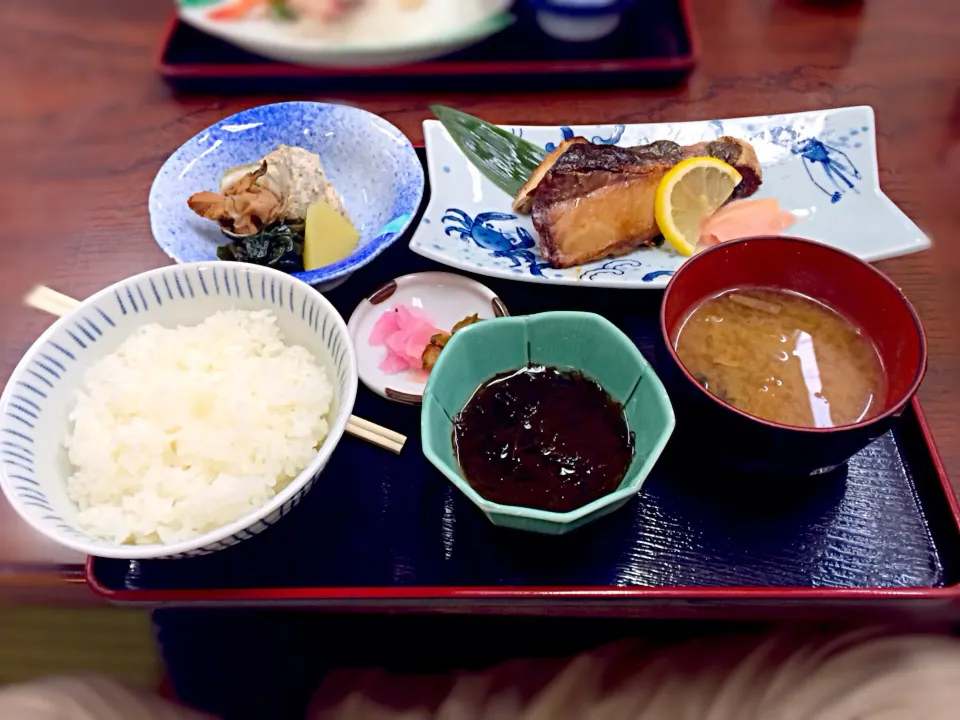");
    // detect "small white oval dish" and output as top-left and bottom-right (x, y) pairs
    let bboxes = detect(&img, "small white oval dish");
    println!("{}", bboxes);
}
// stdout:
(348, 272), (508, 405)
